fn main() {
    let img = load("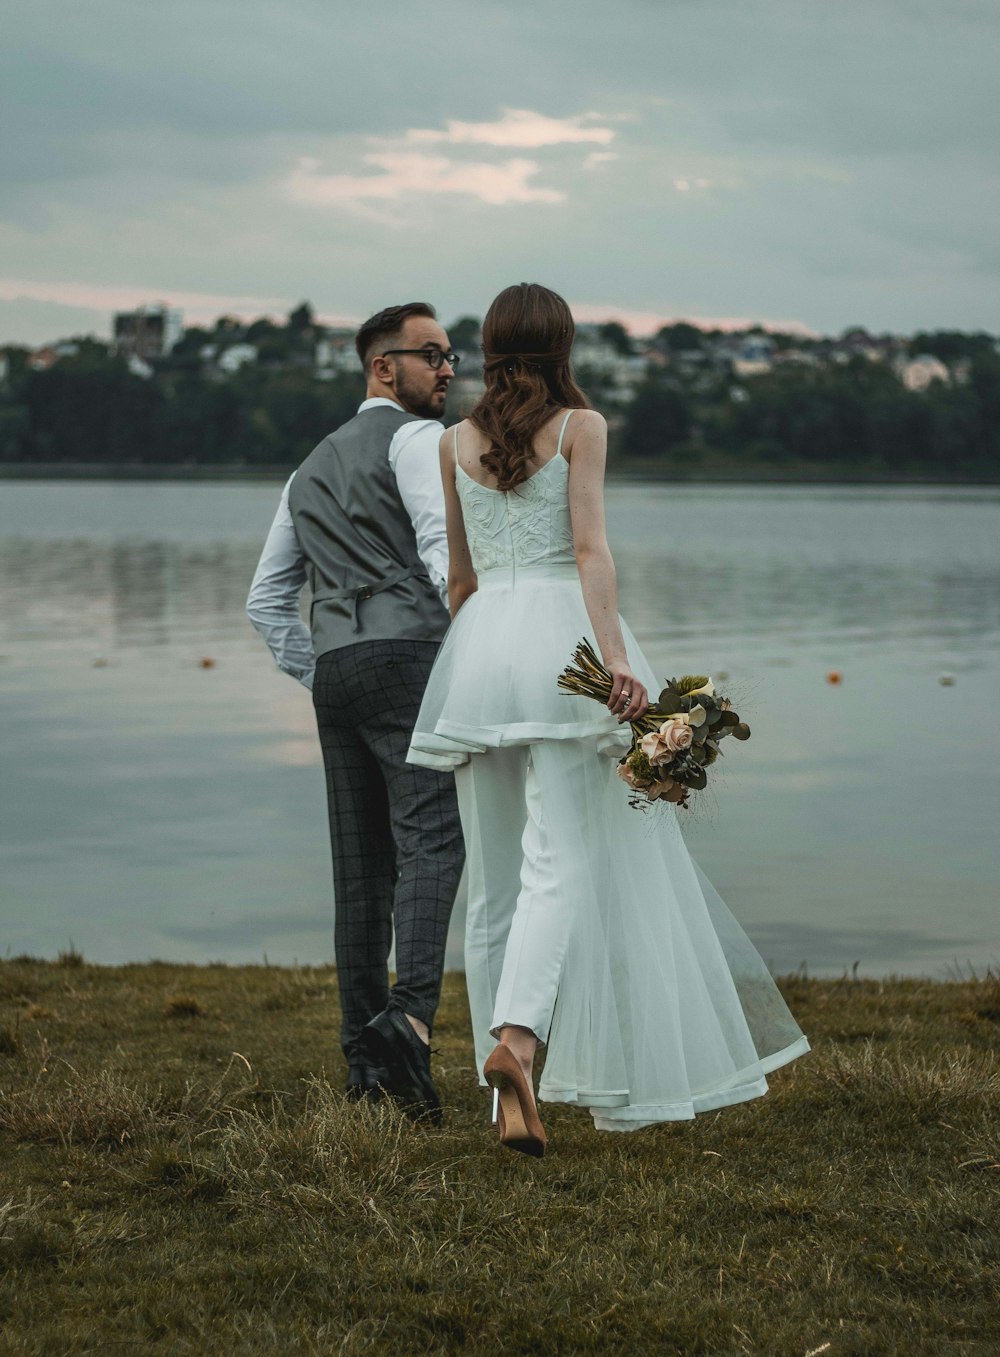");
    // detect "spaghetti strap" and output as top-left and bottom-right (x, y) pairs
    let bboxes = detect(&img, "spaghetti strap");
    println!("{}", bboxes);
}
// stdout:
(453, 423), (460, 465)
(555, 409), (574, 461)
